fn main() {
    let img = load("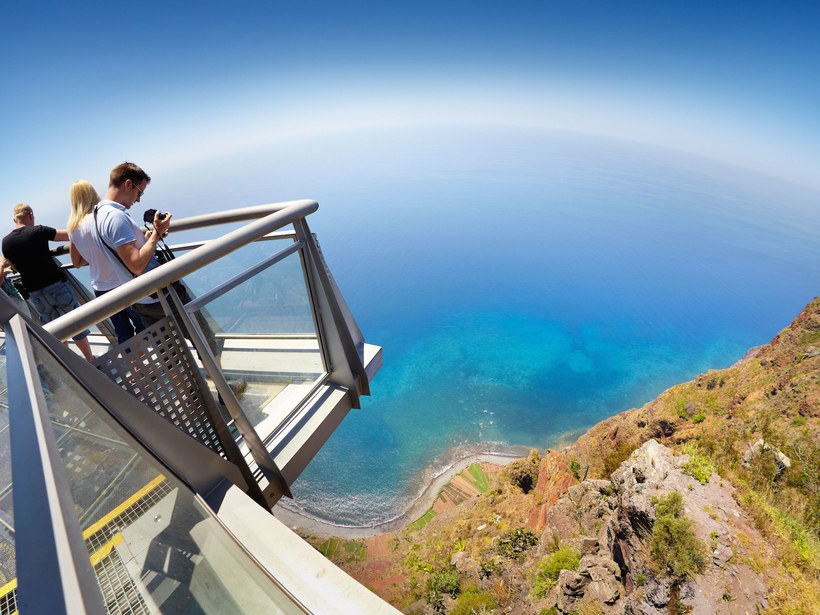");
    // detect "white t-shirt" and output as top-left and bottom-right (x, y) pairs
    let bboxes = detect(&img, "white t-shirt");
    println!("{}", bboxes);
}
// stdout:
(70, 200), (160, 303)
